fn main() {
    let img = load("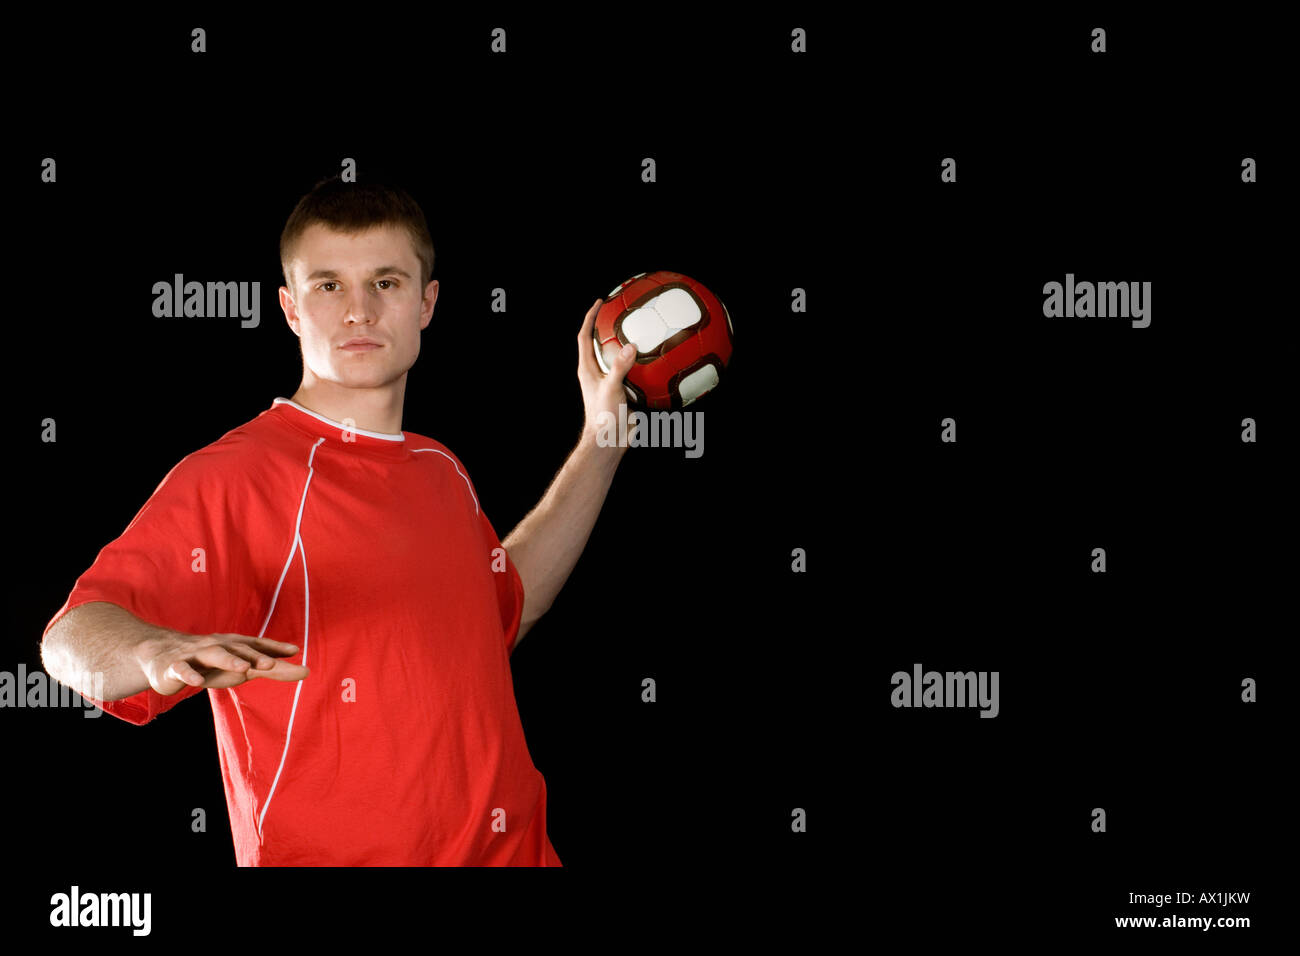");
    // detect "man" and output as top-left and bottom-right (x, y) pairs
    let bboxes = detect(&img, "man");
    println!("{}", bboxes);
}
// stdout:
(39, 177), (638, 865)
